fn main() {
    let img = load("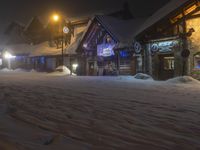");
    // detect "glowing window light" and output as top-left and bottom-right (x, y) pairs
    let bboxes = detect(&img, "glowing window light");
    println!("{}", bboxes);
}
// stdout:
(72, 64), (78, 70)
(4, 52), (16, 59)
